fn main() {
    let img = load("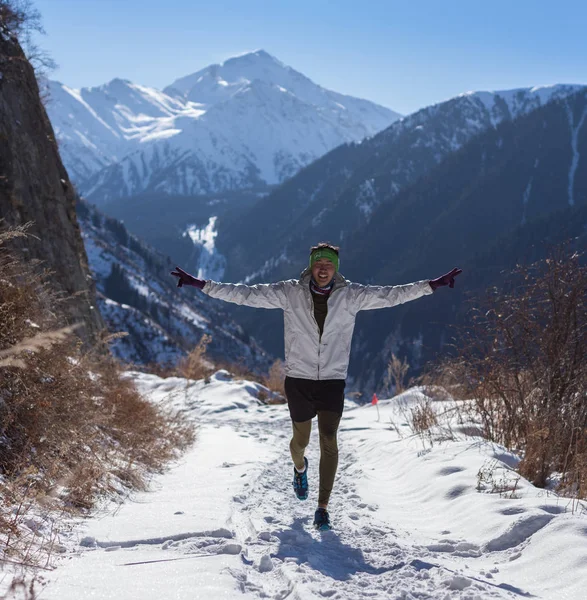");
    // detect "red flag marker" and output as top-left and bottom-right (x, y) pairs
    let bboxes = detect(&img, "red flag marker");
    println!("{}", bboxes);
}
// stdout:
(371, 393), (380, 421)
